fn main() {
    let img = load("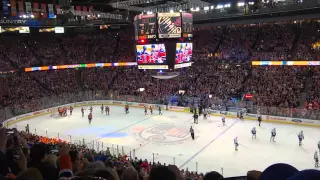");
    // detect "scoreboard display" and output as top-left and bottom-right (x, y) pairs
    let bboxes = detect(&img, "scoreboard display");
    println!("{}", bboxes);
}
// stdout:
(135, 14), (157, 40)
(157, 13), (182, 38)
(182, 13), (193, 38)
(134, 12), (193, 70)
